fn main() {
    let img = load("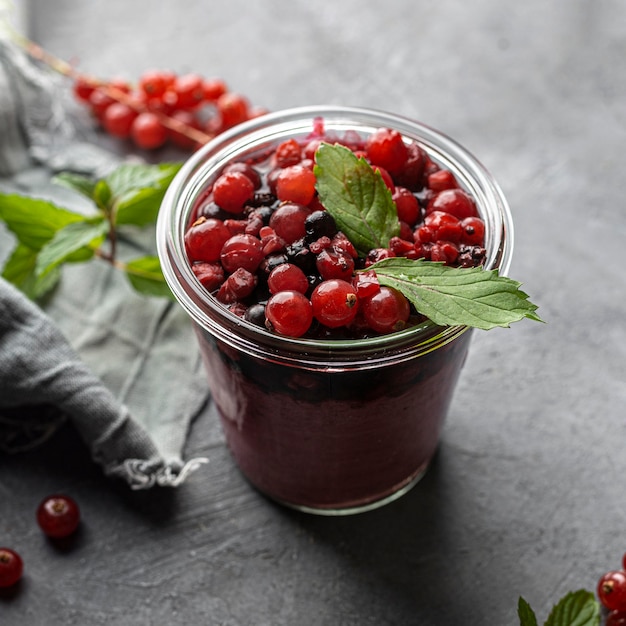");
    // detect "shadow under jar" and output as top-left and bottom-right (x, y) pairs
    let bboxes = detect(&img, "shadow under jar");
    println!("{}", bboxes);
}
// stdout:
(157, 105), (513, 515)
